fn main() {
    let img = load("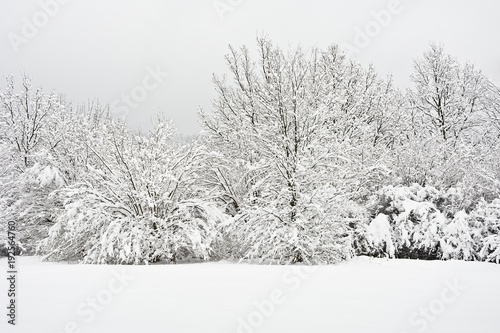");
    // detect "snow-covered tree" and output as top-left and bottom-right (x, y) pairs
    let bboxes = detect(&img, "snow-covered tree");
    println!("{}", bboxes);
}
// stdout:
(483, 80), (500, 135)
(409, 44), (488, 143)
(395, 44), (500, 202)
(200, 37), (400, 263)
(0, 75), (65, 167)
(0, 75), (67, 253)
